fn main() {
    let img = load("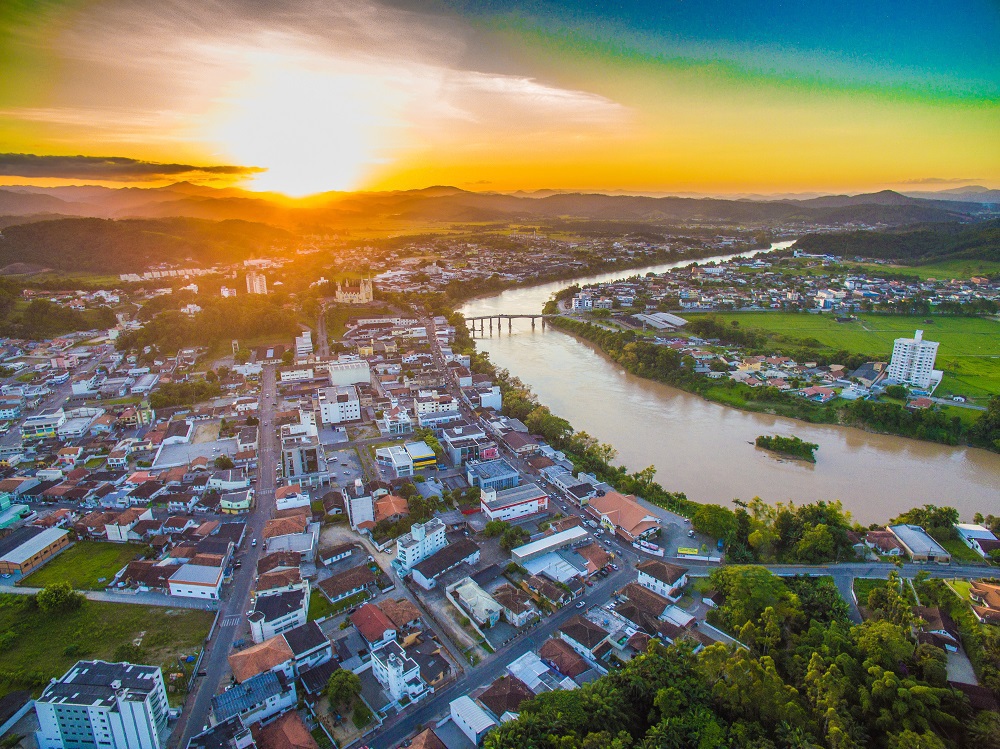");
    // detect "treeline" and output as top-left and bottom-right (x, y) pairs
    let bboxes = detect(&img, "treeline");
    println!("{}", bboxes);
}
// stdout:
(548, 315), (1000, 452)
(149, 380), (221, 409)
(487, 567), (996, 749)
(117, 295), (298, 358)
(755, 435), (818, 461)
(793, 219), (1000, 264)
(0, 217), (293, 273)
(0, 298), (115, 339)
